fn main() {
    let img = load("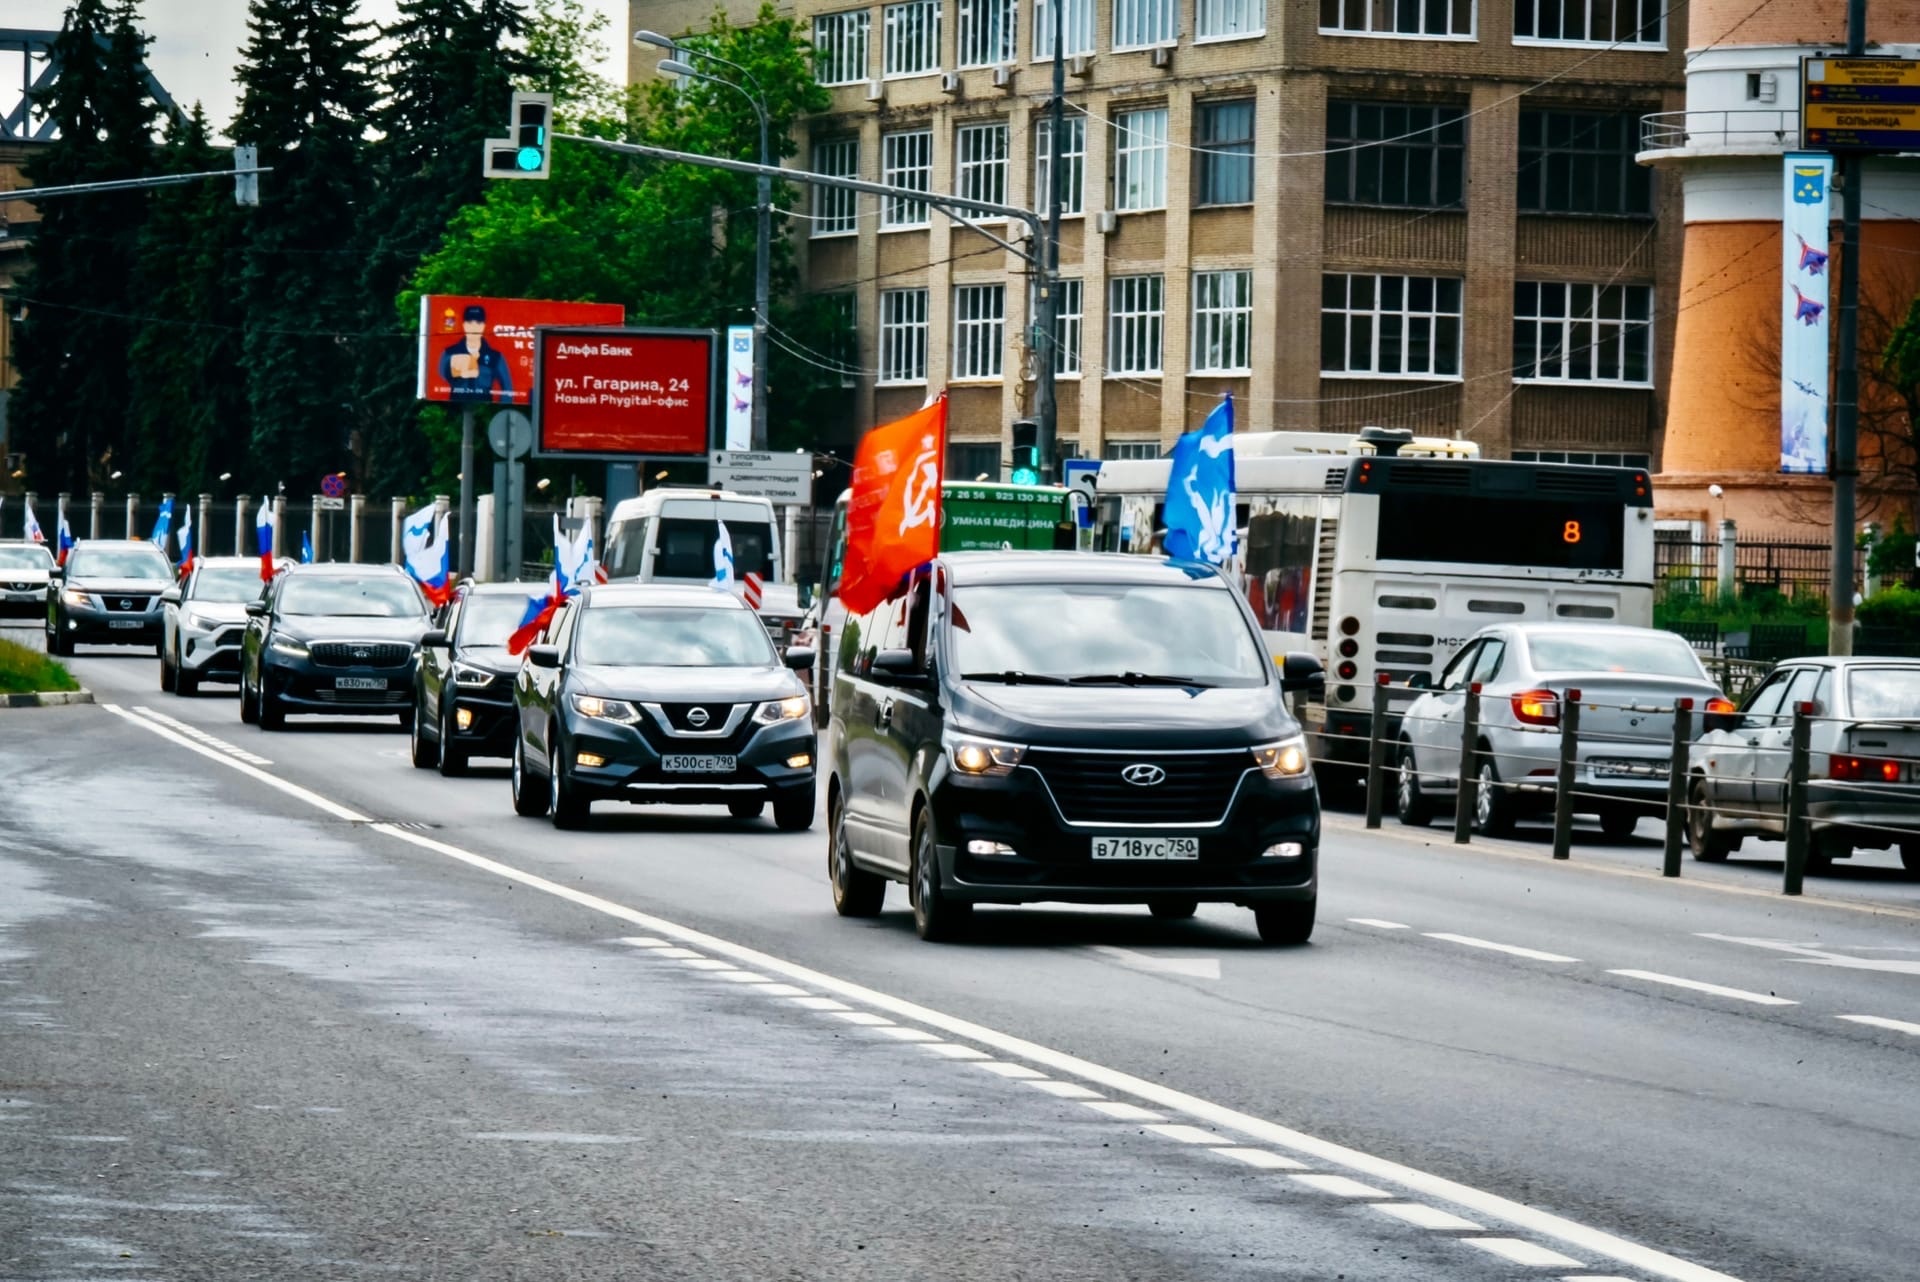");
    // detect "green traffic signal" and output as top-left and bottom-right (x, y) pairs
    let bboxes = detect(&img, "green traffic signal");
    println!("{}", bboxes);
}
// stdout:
(516, 146), (544, 171)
